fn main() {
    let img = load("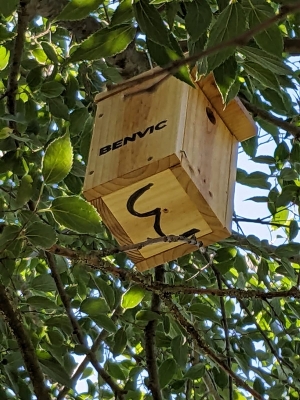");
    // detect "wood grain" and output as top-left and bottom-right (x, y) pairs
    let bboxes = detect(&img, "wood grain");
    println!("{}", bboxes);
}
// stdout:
(84, 69), (257, 271)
